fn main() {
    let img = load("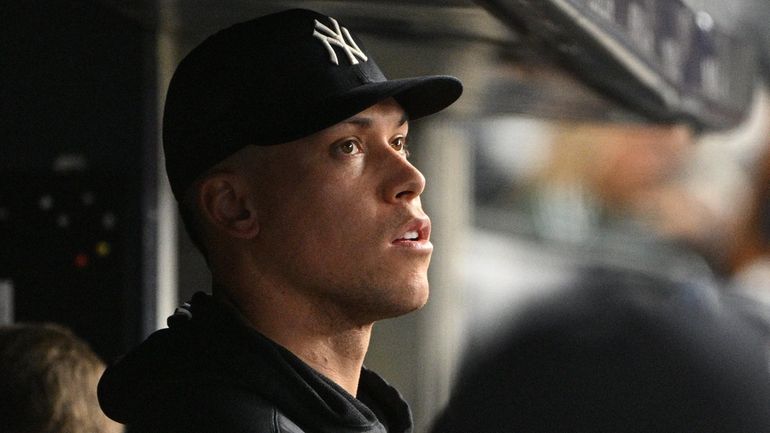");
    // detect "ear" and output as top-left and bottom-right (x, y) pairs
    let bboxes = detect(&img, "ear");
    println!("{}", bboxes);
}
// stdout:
(198, 173), (259, 239)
